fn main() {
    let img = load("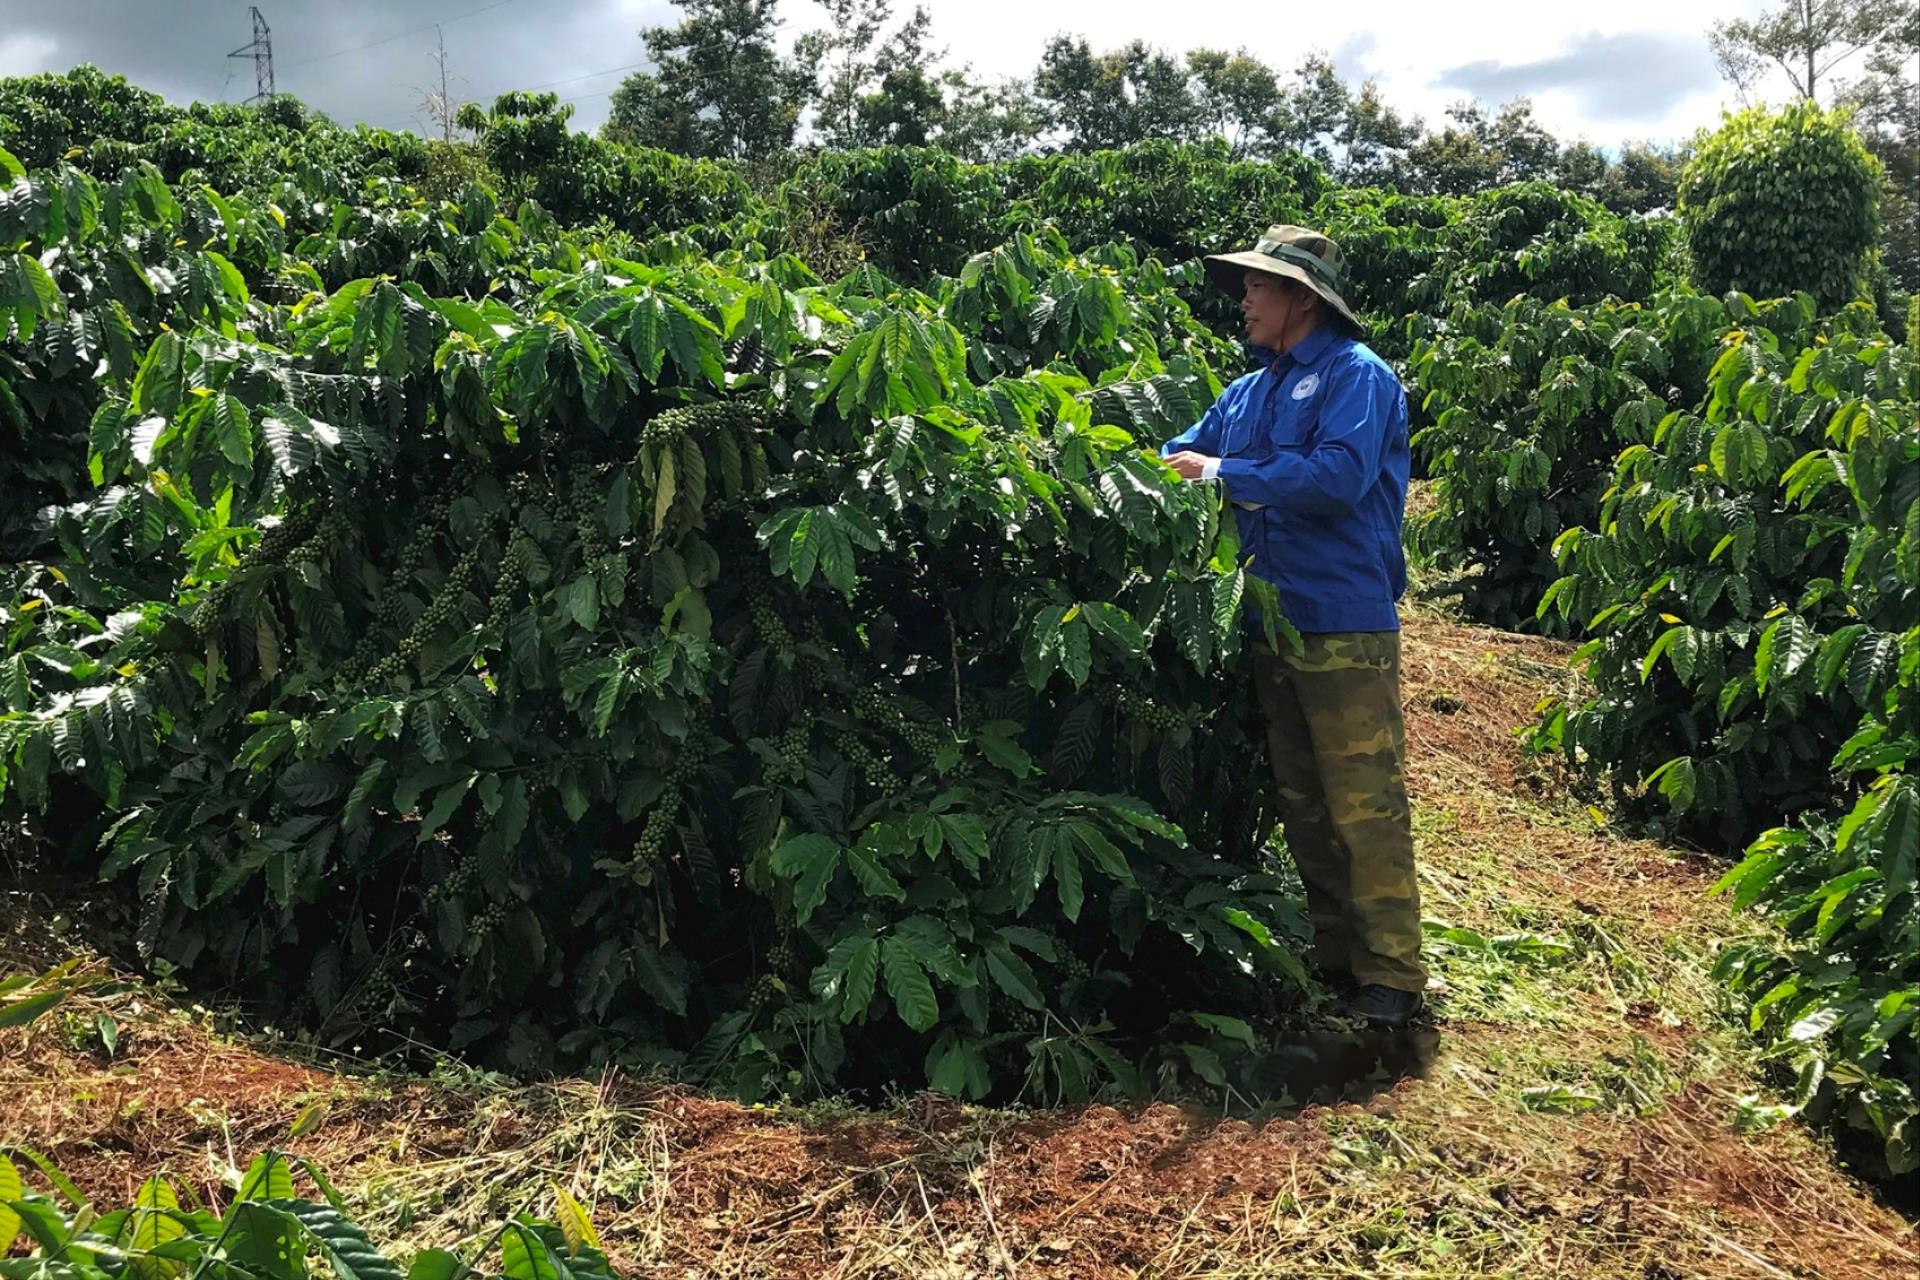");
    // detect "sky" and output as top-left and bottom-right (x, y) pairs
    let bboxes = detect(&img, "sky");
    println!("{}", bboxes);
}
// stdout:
(0, 1), (1810, 148)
